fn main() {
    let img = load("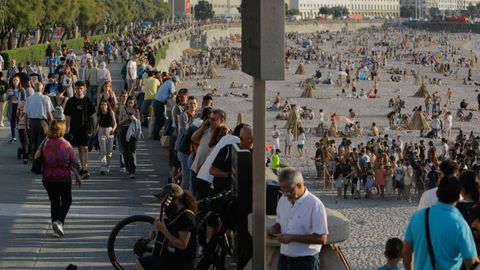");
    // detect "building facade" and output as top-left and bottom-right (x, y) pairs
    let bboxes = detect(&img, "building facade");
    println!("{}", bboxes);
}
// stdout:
(287, 0), (400, 18)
